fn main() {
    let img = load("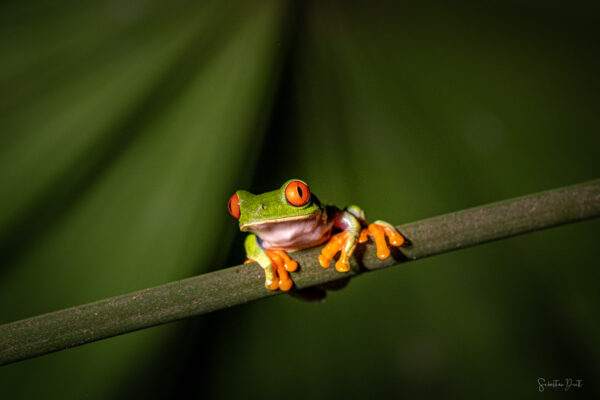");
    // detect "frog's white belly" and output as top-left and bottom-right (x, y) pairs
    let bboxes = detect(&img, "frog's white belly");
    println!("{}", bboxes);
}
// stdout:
(250, 214), (334, 252)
